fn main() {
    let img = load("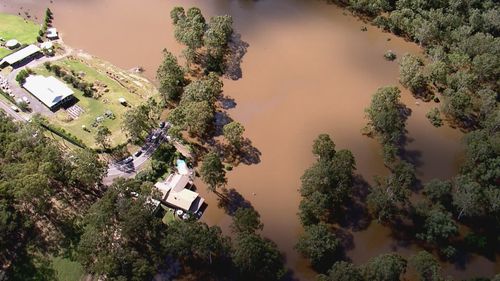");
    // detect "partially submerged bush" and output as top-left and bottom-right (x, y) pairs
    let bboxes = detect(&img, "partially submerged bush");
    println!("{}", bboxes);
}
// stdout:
(426, 108), (443, 127)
